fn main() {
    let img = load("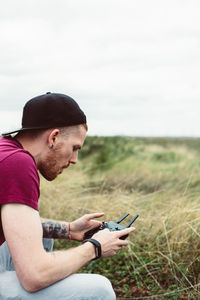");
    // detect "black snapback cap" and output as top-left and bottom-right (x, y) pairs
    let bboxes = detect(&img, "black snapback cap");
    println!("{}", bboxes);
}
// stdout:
(2, 92), (87, 136)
